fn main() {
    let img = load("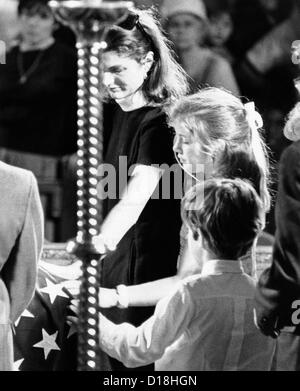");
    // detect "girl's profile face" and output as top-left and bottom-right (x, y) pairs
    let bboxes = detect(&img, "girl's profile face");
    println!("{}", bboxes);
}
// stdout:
(173, 123), (210, 174)
(167, 13), (206, 50)
(19, 7), (55, 46)
(102, 51), (147, 102)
